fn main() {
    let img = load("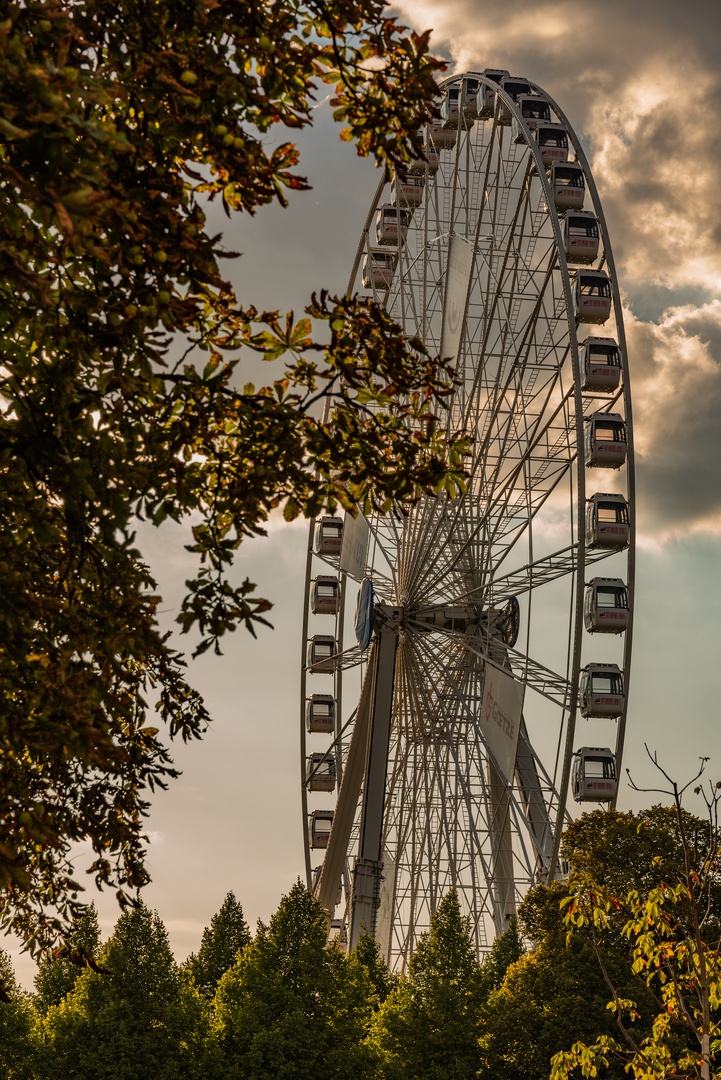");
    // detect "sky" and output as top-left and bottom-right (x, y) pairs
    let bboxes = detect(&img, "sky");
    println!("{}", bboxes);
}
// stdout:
(8, 0), (721, 988)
